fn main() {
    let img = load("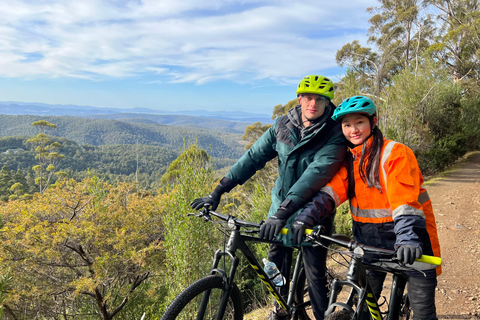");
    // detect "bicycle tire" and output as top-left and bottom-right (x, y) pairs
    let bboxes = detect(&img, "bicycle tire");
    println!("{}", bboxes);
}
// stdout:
(293, 266), (315, 320)
(324, 308), (351, 320)
(160, 275), (243, 320)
